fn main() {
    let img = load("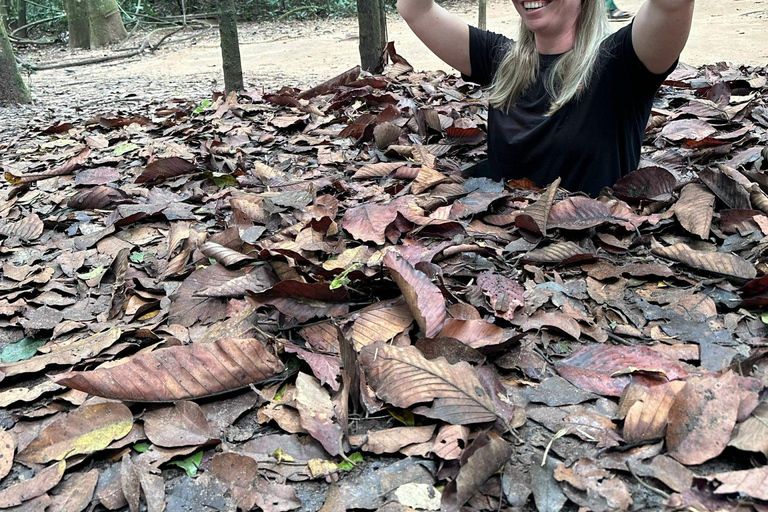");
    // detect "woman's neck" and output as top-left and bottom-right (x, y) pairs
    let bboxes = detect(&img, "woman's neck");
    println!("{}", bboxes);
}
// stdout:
(534, 27), (577, 54)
